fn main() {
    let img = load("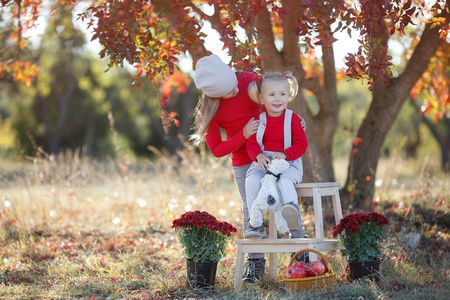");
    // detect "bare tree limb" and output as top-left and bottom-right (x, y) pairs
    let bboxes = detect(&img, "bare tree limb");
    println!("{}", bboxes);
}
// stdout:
(396, 9), (449, 97)
(256, 5), (282, 69)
